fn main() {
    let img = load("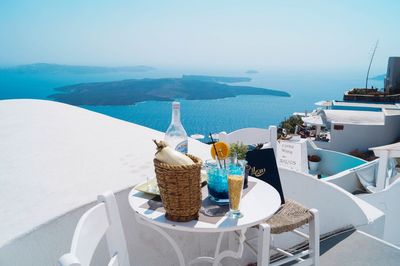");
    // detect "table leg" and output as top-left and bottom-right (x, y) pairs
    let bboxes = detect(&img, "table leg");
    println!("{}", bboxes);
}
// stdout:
(212, 228), (247, 266)
(188, 229), (247, 266)
(214, 231), (225, 258)
(188, 232), (225, 266)
(134, 212), (185, 266)
(135, 211), (248, 266)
